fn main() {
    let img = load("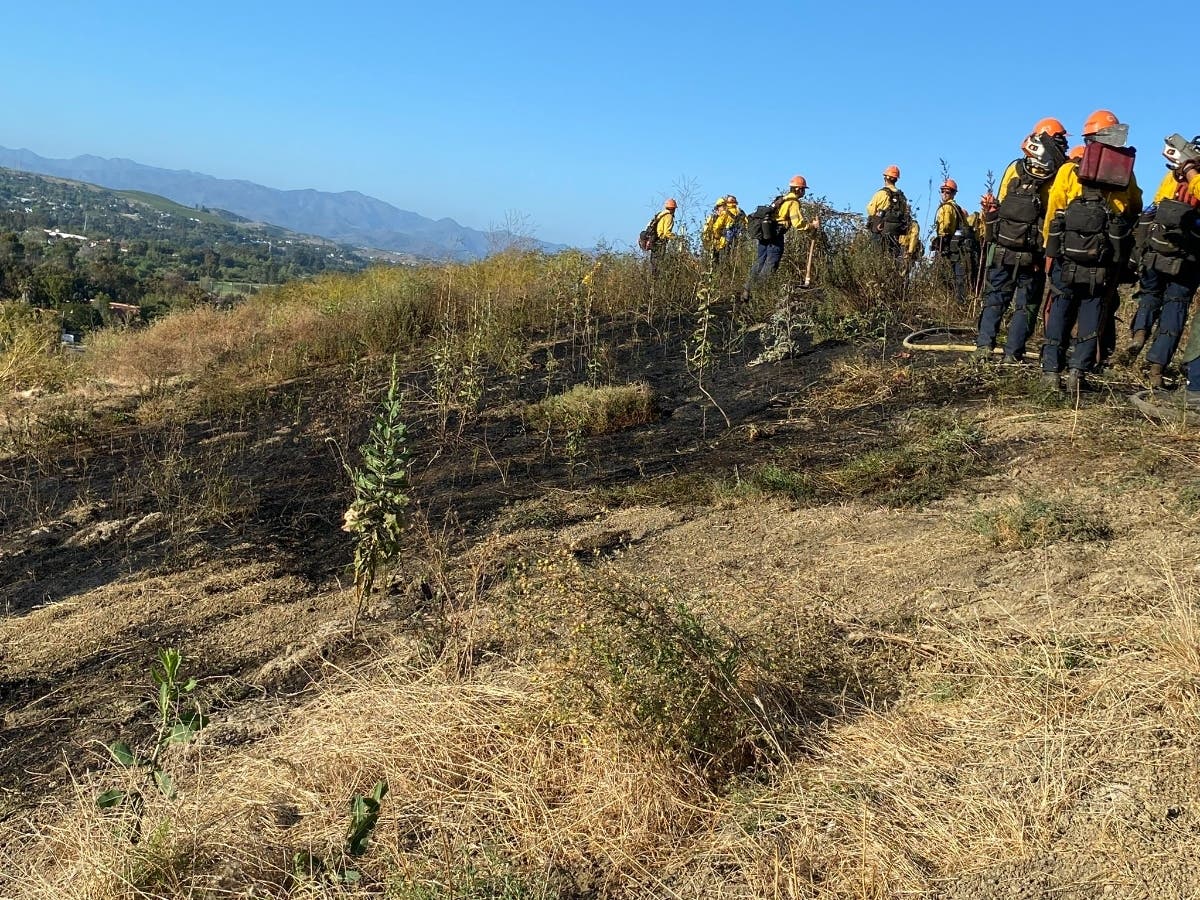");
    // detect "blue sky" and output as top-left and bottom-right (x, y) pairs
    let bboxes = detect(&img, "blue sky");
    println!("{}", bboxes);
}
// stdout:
(0, 1), (1178, 248)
